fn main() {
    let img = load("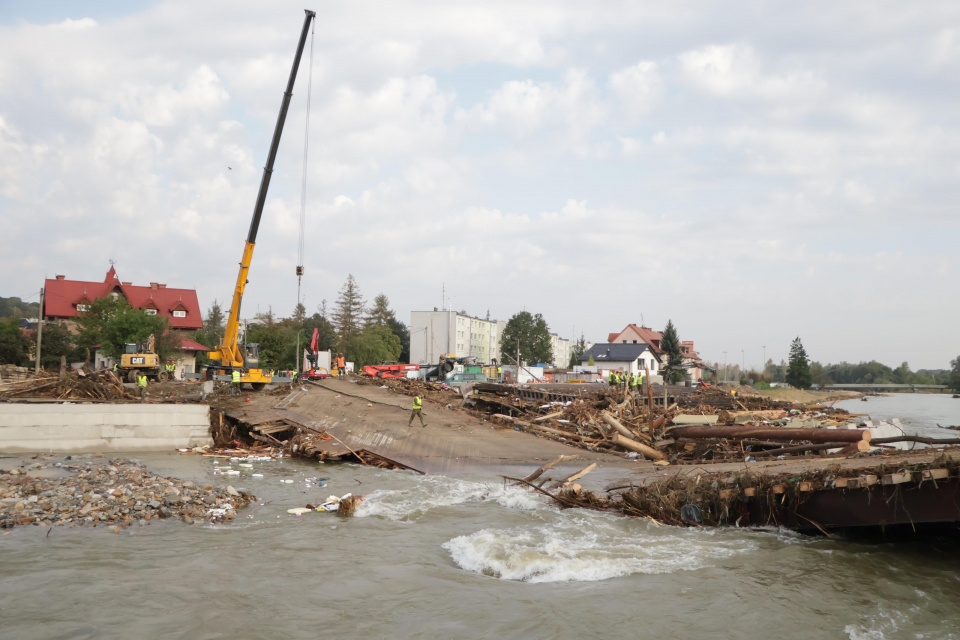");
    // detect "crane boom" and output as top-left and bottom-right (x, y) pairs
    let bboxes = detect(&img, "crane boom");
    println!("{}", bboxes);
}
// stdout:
(207, 9), (316, 384)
